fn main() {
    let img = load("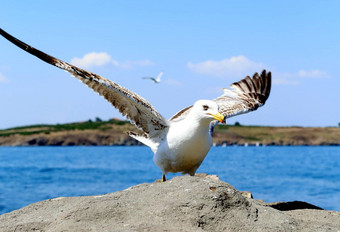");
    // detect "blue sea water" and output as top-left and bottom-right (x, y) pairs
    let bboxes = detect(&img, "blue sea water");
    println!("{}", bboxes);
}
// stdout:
(0, 146), (339, 214)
